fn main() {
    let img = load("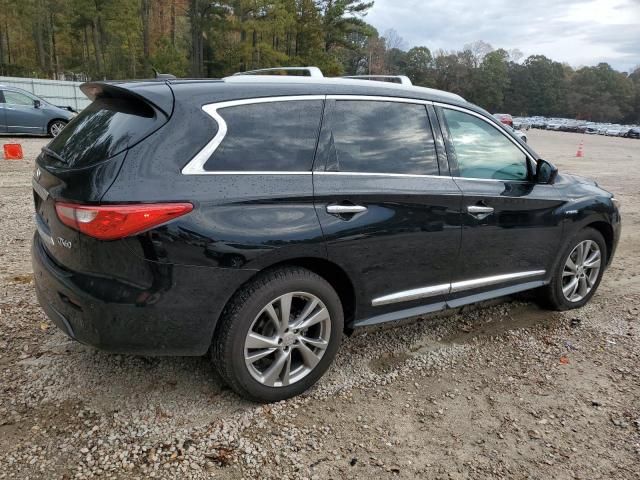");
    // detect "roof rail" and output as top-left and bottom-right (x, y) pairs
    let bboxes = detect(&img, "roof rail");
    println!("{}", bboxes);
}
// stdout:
(342, 75), (413, 86)
(233, 67), (324, 78)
